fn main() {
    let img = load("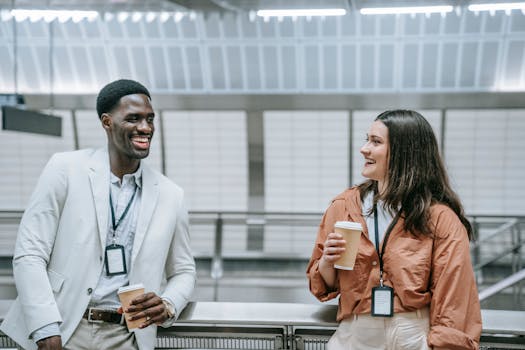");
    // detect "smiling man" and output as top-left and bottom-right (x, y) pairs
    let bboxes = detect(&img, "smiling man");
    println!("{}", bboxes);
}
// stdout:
(1, 79), (196, 350)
